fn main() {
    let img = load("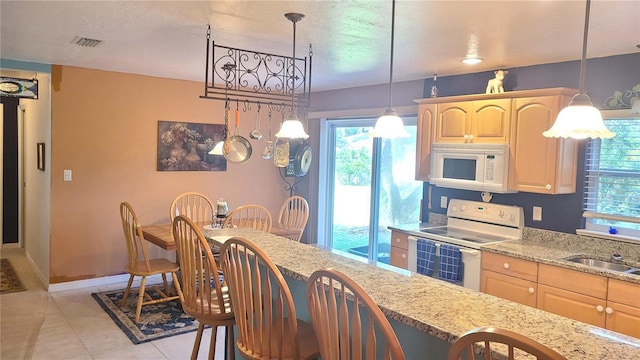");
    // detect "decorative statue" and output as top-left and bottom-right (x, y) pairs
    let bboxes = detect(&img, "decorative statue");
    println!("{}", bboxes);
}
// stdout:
(486, 70), (509, 94)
